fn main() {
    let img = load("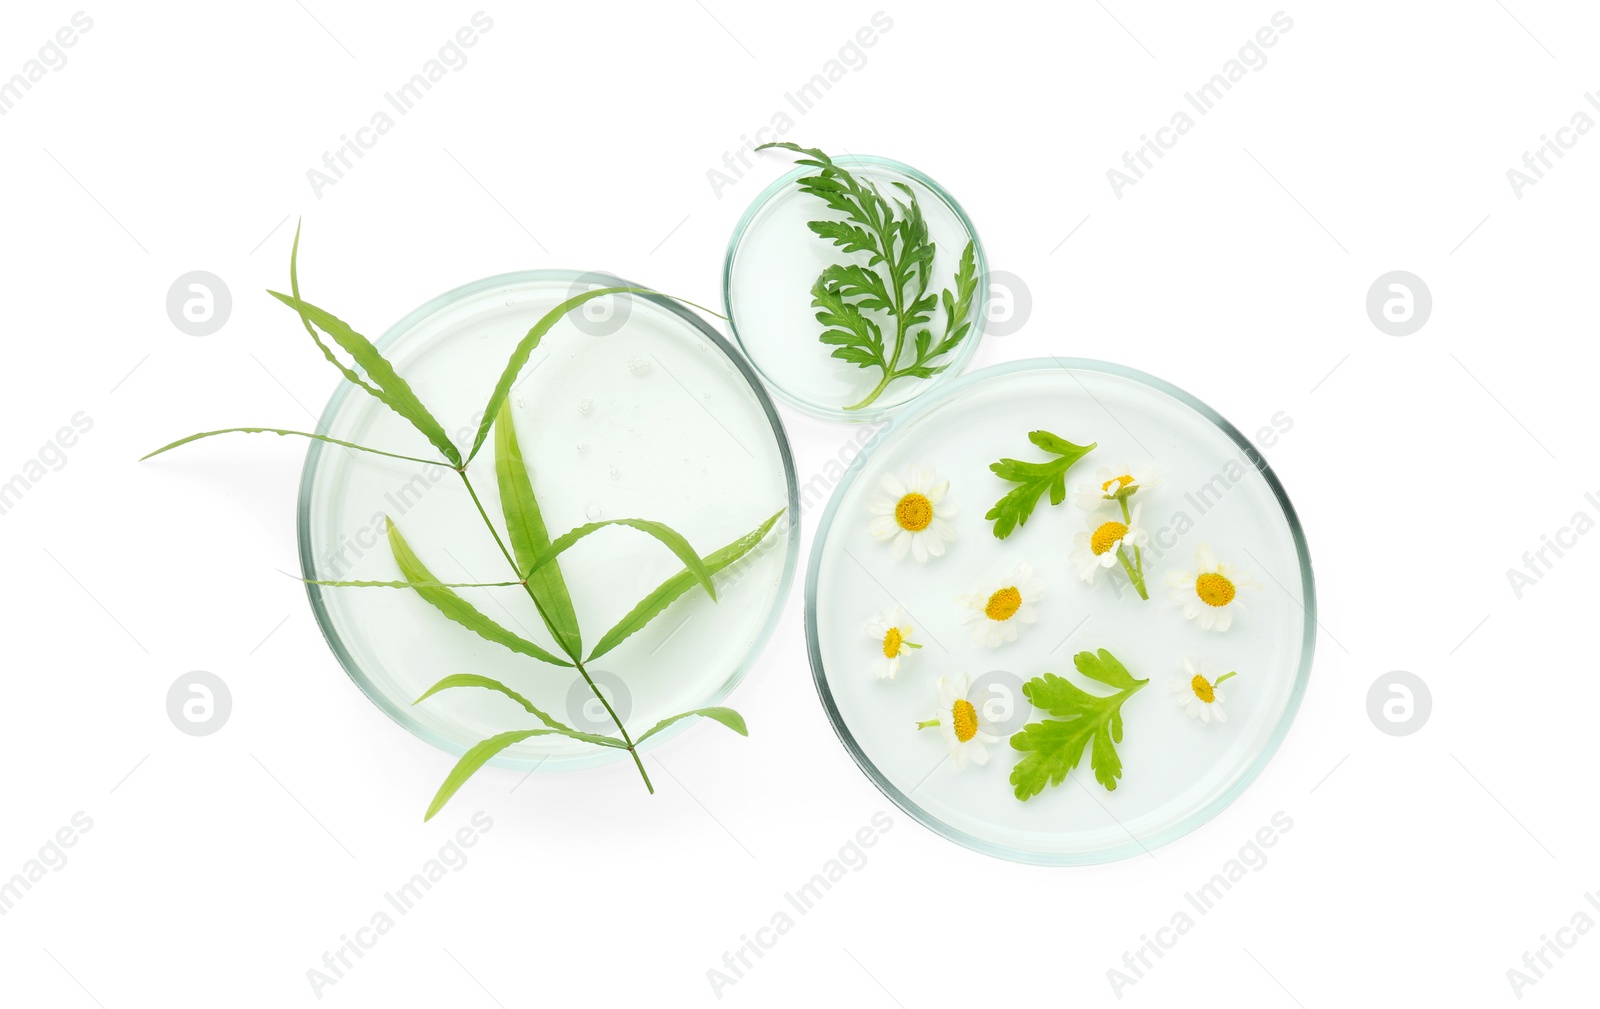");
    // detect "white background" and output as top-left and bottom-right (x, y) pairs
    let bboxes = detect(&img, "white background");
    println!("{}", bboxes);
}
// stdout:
(2, 1), (1596, 1005)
